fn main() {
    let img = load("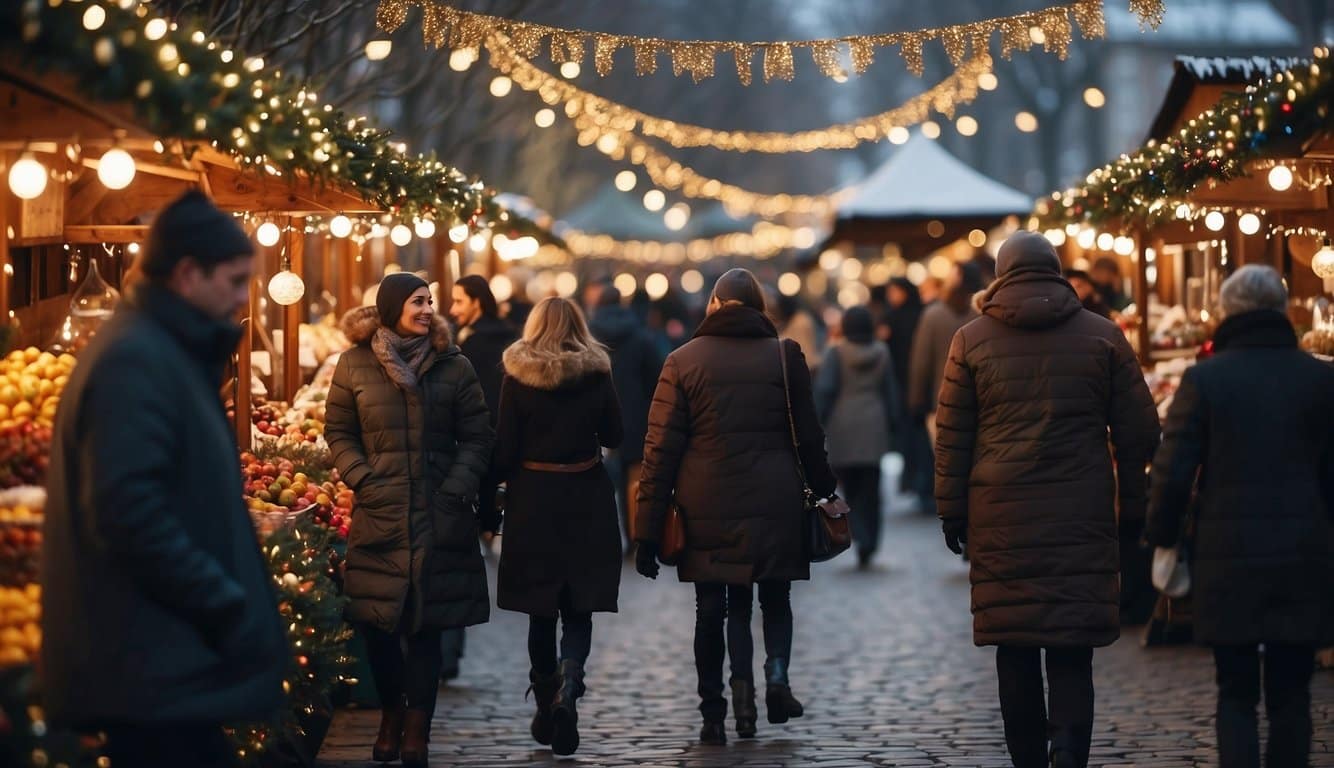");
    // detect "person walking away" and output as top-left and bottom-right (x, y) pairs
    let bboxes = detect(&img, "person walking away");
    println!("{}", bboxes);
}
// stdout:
(883, 279), (931, 507)
(815, 306), (898, 569)
(934, 232), (1159, 768)
(634, 269), (838, 745)
(326, 273), (494, 768)
(492, 298), (624, 757)
(1147, 265), (1334, 768)
(42, 191), (286, 767)
(588, 284), (663, 547)
(445, 275), (516, 676)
